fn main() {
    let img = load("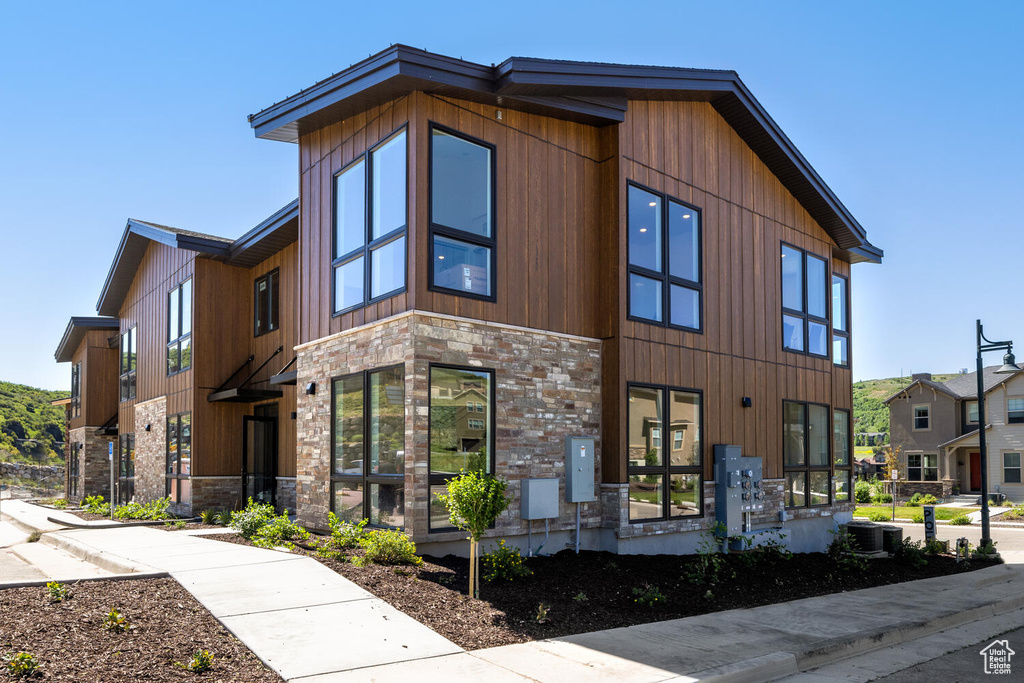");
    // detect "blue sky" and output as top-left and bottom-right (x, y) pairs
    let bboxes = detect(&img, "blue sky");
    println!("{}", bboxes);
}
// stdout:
(2, 1), (1022, 390)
